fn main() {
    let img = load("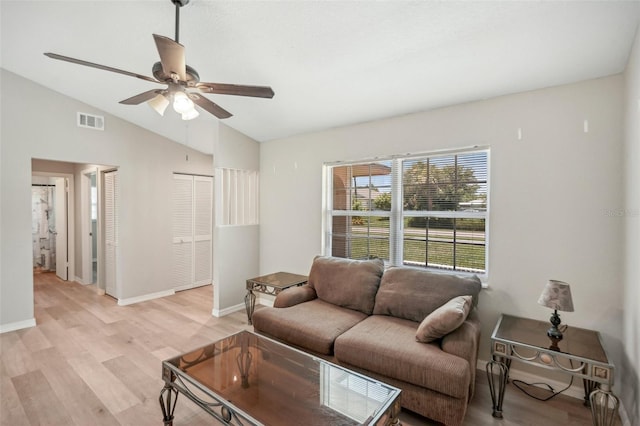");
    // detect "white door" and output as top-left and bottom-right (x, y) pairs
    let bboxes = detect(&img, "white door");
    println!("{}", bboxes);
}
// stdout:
(172, 174), (194, 290)
(172, 174), (212, 290)
(54, 178), (68, 280)
(193, 176), (212, 287)
(104, 171), (118, 297)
